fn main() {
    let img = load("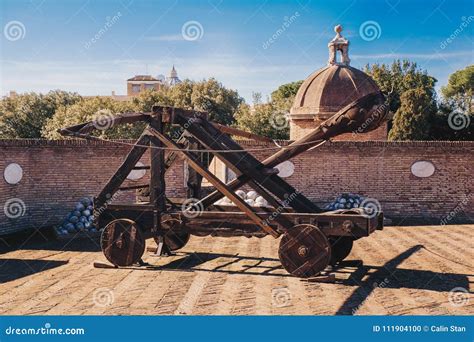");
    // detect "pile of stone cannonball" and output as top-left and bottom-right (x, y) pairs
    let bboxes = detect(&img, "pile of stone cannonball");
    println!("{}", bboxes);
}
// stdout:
(56, 197), (98, 236)
(324, 193), (366, 211)
(214, 190), (269, 207)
